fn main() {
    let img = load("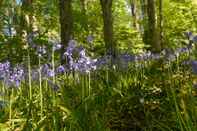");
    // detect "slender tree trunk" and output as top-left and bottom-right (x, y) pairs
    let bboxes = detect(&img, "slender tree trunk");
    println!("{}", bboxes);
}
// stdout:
(27, 0), (33, 33)
(158, 0), (163, 48)
(100, 0), (116, 57)
(19, 2), (26, 36)
(59, 0), (73, 63)
(0, 0), (3, 9)
(0, 1), (3, 34)
(130, 0), (137, 29)
(140, 0), (148, 43)
(147, 0), (161, 52)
